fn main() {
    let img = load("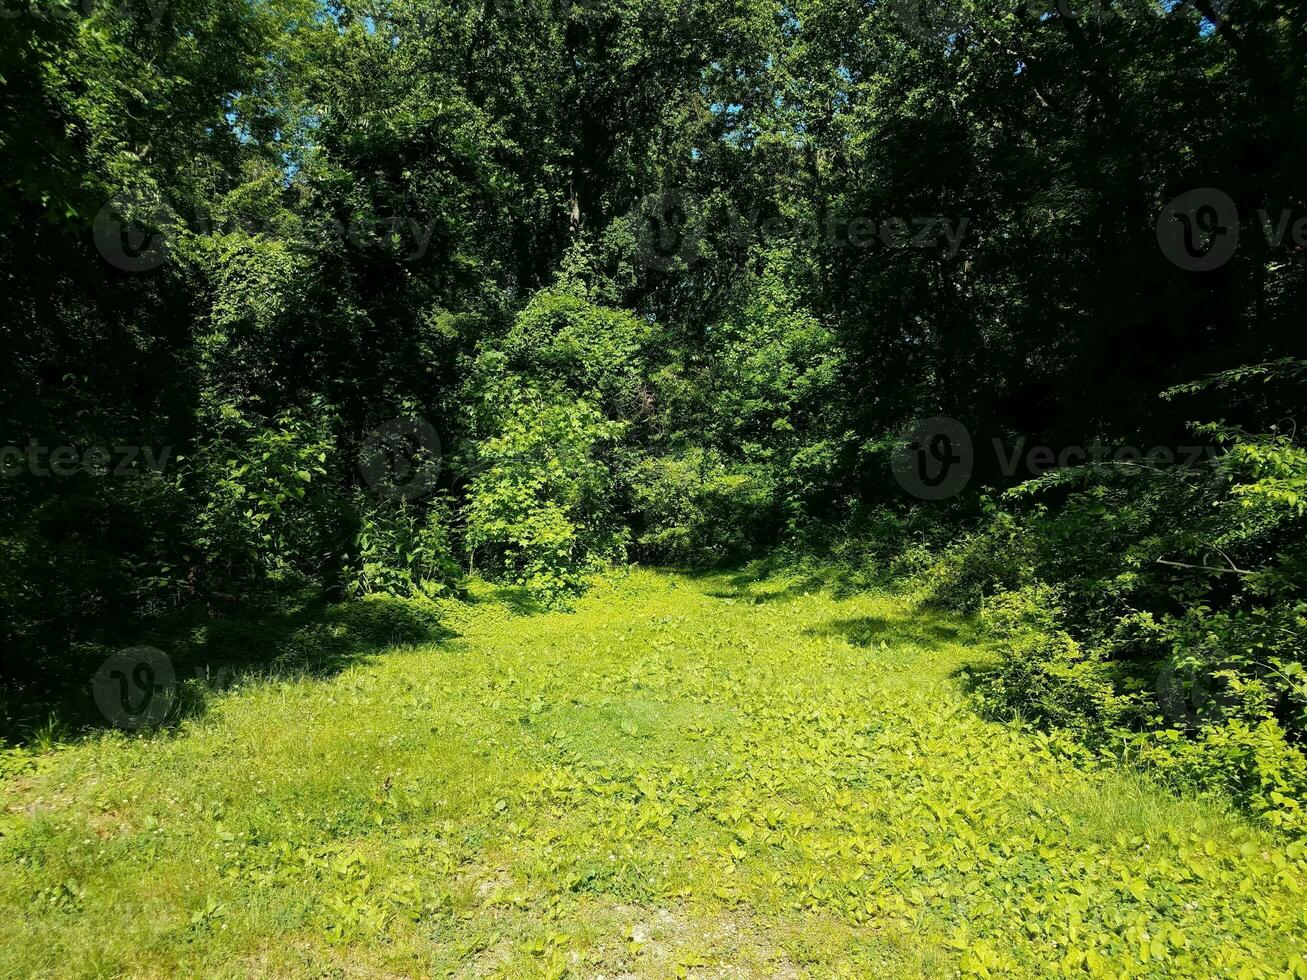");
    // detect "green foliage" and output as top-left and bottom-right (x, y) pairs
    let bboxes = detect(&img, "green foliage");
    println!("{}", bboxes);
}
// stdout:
(628, 450), (778, 565)
(464, 382), (628, 603)
(188, 406), (342, 596)
(702, 257), (845, 482)
(494, 289), (653, 412)
(5, 0), (1307, 861)
(351, 495), (460, 600)
(923, 511), (1037, 614)
(974, 586), (1130, 739)
(915, 368), (1307, 832)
